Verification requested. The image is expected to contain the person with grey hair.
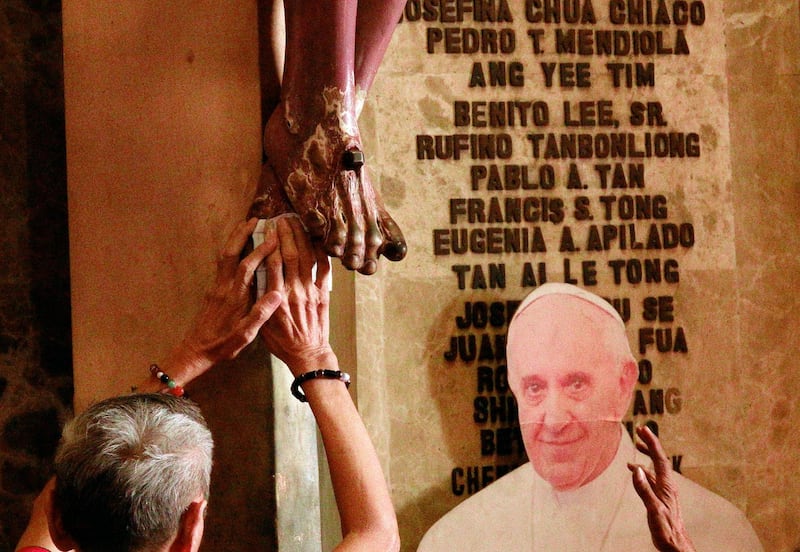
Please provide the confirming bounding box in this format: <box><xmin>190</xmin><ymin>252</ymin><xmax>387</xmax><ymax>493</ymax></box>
<box><xmin>16</xmin><ymin>216</ymin><xmax>399</xmax><ymax>552</ymax></box>
<box><xmin>49</xmin><ymin>394</ymin><xmax>213</xmax><ymax>552</ymax></box>
<box><xmin>419</xmin><ymin>283</ymin><xmax>762</xmax><ymax>552</ymax></box>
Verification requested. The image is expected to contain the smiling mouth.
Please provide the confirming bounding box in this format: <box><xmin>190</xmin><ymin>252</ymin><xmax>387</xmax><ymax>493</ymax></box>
<box><xmin>538</xmin><ymin>436</ymin><xmax>582</xmax><ymax>446</ymax></box>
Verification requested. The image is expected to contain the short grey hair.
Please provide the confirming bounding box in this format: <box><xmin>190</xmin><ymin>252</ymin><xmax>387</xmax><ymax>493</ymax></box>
<box><xmin>53</xmin><ymin>393</ymin><xmax>214</xmax><ymax>552</ymax></box>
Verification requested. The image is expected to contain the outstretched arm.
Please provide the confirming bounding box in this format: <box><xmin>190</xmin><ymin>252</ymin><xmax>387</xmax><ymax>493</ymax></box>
<box><xmin>628</xmin><ymin>426</ymin><xmax>697</xmax><ymax>552</ymax></box>
<box><xmin>17</xmin><ymin>219</ymin><xmax>283</xmax><ymax>551</ymax></box>
<box><xmin>260</xmin><ymin>216</ymin><xmax>399</xmax><ymax>551</ymax></box>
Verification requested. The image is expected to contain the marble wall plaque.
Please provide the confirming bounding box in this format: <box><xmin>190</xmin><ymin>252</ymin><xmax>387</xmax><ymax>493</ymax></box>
<box><xmin>357</xmin><ymin>1</ymin><xmax>796</xmax><ymax>549</ymax></box>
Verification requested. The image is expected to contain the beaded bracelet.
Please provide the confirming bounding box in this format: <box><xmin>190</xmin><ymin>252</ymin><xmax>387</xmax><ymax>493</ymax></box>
<box><xmin>291</xmin><ymin>369</ymin><xmax>351</xmax><ymax>403</ymax></box>
<box><xmin>149</xmin><ymin>364</ymin><xmax>186</xmax><ymax>397</ymax></box>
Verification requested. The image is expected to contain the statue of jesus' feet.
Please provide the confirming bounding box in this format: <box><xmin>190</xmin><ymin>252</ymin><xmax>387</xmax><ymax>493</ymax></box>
<box><xmin>258</xmin><ymin>89</ymin><xmax>406</xmax><ymax>275</ymax></box>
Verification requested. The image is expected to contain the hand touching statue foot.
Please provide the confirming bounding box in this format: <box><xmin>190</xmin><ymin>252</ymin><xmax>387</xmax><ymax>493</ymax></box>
<box><xmin>257</xmin><ymin>92</ymin><xmax>406</xmax><ymax>275</ymax></box>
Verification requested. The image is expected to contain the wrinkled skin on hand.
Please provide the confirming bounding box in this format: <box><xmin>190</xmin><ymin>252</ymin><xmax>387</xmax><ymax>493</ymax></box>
<box><xmin>251</xmin><ymin>89</ymin><xmax>406</xmax><ymax>276</ymax></box>
<box><xmin>257</xmin><ymin>215</ymin><xmax>337</xmax><ymax>375</ymax></box>
<box><xmin>137</xmin><ymin>218</ymin><xmax>283</xmax><ymax>394</ymax></box>
<box><xmin>628</xmin><ymin>426</ymin><xmax>698</xmax><ymax>552</ymax></box>
<box><xmin>182</xmin><ymin>218</ymin><xmax>283</xmax><ymax>364</ymax></box>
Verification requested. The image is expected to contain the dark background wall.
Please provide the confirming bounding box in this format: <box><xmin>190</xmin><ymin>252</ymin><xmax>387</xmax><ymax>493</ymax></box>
<box><xmin>0</xmin><ymin>1</ymin><xmax>72</xmax><ymax>549</ymax></box>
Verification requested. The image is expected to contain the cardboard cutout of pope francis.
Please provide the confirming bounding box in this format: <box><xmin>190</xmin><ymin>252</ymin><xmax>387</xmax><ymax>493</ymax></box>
<box><xmin>419</xmin><ymin>284</ymin><xmax>762</xmax><ymax>552</ymax></box>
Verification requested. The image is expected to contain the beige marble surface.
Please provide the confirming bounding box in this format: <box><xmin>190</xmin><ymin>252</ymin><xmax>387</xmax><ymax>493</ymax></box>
<box><xmin>724</xmin><ymin>1</ymin><xmax>800</xmax><ymax>548</ymax></box>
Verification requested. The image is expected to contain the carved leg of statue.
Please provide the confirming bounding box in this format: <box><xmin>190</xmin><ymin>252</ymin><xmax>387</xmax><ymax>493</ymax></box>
<box><xmin>354</xmin><ymin>0</ymin><xmax>408</xmax><ymax>105</ymax></box>
<box><xmin>351</xmin><ymin>0</ymin><xmax>410</xmax><ymax>270</ymax></box>
<box><xmin>252</xmin><ymin>0</ymin><xmax>407</xmax><ymax>275</ymax></box>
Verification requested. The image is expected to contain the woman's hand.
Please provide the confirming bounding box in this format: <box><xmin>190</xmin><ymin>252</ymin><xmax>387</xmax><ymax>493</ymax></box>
<box><xmin>153</xmin><ymin>218</ymin><xmax>283</xmax><ymax>388</ymax></box>
<box><xmin>258</xmin><ymin>215</ymin><xmax>336</xmax><ymax>376</ymax></box>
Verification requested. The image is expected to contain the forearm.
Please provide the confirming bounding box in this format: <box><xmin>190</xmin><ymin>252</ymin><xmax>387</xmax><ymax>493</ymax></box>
<box><xmin>299</xmin><ymin>358</ymin><xmax>398</xmax><ymax>551</ymax></box>
<box><xmin>130</xmin><ymin>338</ymin><xmax>212</xmax><ymax>395</ymax></box>
<box><xmin>259</xmin><ymin>216</ymin><xmax>396</xmax><ymax>548</ymax></box>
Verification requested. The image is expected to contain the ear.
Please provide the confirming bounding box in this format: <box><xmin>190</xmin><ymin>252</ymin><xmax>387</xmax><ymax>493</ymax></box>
<box><xmin>45</xmin><ymin>486</ymin><xmax>80</xmax><ymax>552</ymax></box>
<box><xmin>616</xmin><ymin>359</ymin><xmax>639</xmax><ymax>417</ymax></box>
<box><xmin>169</xmin><ymin>499</ymin><xmax>206</xmax><ymax>552</ymax></box>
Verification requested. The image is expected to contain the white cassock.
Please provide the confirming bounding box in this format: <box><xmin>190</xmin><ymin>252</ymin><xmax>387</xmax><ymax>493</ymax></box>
<box><xmin>418</xmin><ymin>433</ymin><xmax>763</xmax><ymax>552</ymax></box>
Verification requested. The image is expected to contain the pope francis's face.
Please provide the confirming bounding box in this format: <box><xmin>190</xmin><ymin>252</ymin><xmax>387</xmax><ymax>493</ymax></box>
<box><xmin>508</xmin><ymin>295</ymin><xmax>636</xmax><ymax>491</ymax></box>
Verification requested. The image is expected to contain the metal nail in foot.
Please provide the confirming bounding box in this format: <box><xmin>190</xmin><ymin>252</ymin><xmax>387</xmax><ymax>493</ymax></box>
<box><xmin>342</xmin><ymin>149</ymin><xmax>365</xmax><ymax>171</ymax></box>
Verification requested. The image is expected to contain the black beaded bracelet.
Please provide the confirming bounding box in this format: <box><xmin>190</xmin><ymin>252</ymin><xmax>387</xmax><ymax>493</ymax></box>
<box><xmin>291</xmin><ymin>369</ymin><xmax>351</xmax><ymax>402</ymax></box>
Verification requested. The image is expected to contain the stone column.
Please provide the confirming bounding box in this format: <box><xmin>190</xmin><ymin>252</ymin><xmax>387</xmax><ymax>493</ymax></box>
<box><xmin>62</xmin><ymin>2</ymin><xmax>278</xmax><ymax>549</ymax></box>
